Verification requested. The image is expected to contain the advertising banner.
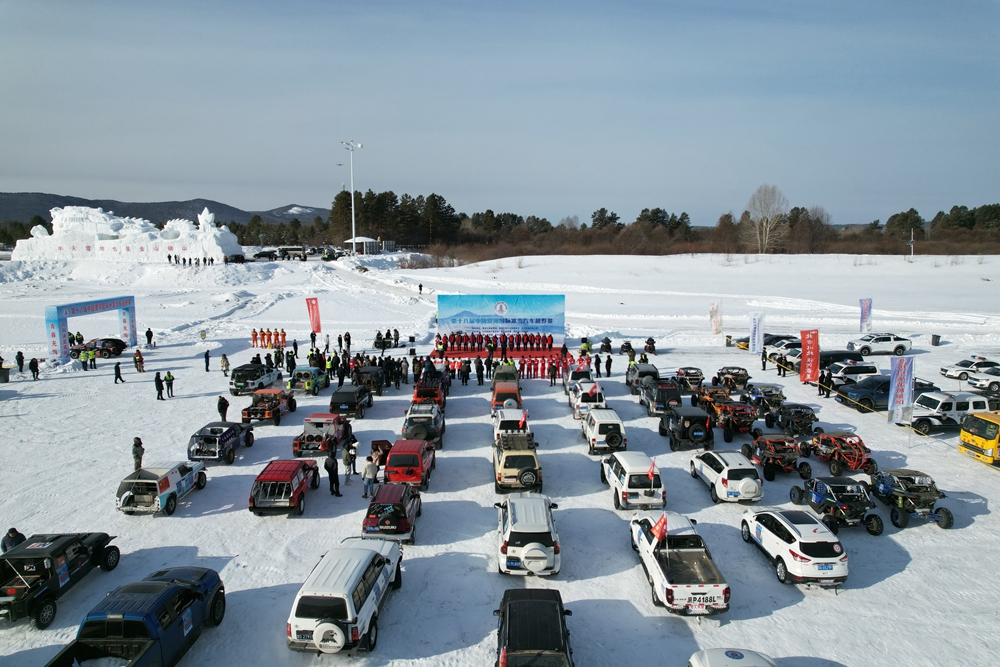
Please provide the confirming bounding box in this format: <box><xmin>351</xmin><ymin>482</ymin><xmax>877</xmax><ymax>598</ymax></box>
<box><xmin>305</xmin><ymin>298</ymin><xmax>321</xmax><ymax>333</ymax></box>
<box><xmin>437</xmin><ymin>295</ymin><xmax>565</xmax><ymax>345</ymax></box>
<box><xmin>889</xmin><ymin>356</ymin><xmax>915</xmax><ymax>423</ymax></box>
<box><xmin>799</xmin><ymin>329</ymin><xmax>820</xmax><ymax>383</ymax></box>
<box><xmin>710</xmin><ymin>302</ymin><xmax>723</xmax><ymax>335</ymax></box>
<box><xmin>860</xmin><ymin>298</ymin><xmax>873</xmax><ymax>333</ymax></box>
<box><xmin>749</xmin><ymin>312</ymin><xmax>765</xmax><ymax>354</ymax></box>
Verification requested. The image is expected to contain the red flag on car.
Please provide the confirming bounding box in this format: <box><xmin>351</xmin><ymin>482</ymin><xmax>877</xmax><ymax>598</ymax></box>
<box><xmin>588</xmin><ymin>383</ymin><xmax>599</xmax><ymax>396</ymax></box>
<box><xmin>651</xmin><ymin>511</ymin><xmax>668</xmax><ymax>542</ymax></box>
<box><xmin>518</xmin><ymin>410</ymin><xmax>528</xmax><ymax>429</ymax></box>
<box><xmin>647</xmin><ymin>460</ymin><xmax>656</xmax><ymax>480</ymax></box>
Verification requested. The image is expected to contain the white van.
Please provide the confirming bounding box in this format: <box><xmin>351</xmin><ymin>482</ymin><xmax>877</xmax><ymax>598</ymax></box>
<box><xmin>286</xmin><ymin>538</ymin><xmax>402</xmax><ymax>654</ymax></box>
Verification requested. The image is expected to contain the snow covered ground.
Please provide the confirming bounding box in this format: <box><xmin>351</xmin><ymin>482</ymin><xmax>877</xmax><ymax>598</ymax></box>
<box><xmin>1</xmin><ymin>253</ymin><xmax>999</xmax><ymax>667</ymax></box>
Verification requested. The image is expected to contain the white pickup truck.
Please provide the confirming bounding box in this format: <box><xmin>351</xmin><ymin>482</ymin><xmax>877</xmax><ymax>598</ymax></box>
<box><xmin>629</xmin><ymin>511</ymin><xmax>730</xmax><ymax>616</ymax></box>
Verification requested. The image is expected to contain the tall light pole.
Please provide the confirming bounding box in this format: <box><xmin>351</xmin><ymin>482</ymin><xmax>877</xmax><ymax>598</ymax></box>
<box><xmin>341</xmin><ymin>140</ymin><xmax>362</xmax><ymax>254</ymax></box>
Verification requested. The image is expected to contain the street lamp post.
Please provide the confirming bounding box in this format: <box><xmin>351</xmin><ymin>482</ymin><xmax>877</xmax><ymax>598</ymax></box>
<box><xmin>341</xmin><ymin>140</ymin><xmax>362</xmax><ymax>255</ymax></box>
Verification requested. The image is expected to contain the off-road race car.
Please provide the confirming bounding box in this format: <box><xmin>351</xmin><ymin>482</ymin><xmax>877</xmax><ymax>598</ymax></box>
<box><xmin>809</xmin><ymin>432</ymin><xmax>878</xmax><ymax>476</ymax></box>
<box><xmin>286</xmin><ymin>367</ymin><xmax>330</xmax><ymax>396</ymax></box>
<box><xmin>69</xmin><ymin>338</ymin><xmax>127</xmax><ymax>359</ymax></box>
<box><xmin>413</xmin><ymin>376</ymin><xmax>447</xmax><ymax>410</ymax></box>
<box><xmin>188</xmin><ymin>421</ymin><xmax>255</xmax><ymax>464</ymax></box>
<box><xmin>671</xmin><ymin>366</ymin><xmax>705</xmax><ymax>392</ymax></box>
<box><xmin>714</xmin><ymin>402</ymin><xmax>757</xmax><ymax>442</ymax></box>
<box><xmin>0</xmin><ymin>533</ymin><xmax>120</xmax><ymax>629</ymax></box>
<box><xmin>116</xmin><ymin>462</ymin><xmax>207</xmax><ymax>516</ymax></box>
<box><xmin>790</xmin><ymin>477</ymin><xmax>884</xmax><ymax>536</ymax></box>
<box><xmin>741</xmin><ymin>383</ymin><xmax>786</xmax><ymax>417</ymax></box>
<box><xmin>690</xmin><ymin>385</ymin><xmax>731</xmax><ymax>413</ymax></box>
<box><xmin>242</xmin><ymin>388</ymin><xmax>297</xmax><ymax>426</ymax></box>
<box><xmin>741</xmin><ymin>435</ymin><xmax>812</xmax><ymax>481</ymax></box>
<box><xmin>768</xmin><ymin>403</ymin><xmax>820</xmax><ymax>437</ymax></box>
<box><xmin>293</xmin><ymin>413</ymin><xmax>353</xmax><ymax>457</ymax></box>
<box><xmin>713</xmin><ymin>366</ymin><xmax>751</xmax><ymax>389</ymax></box>
<box><xmin>869</xmin><ymin>469</ymin><xmax>953</xmax><ymax>529</ymax></box>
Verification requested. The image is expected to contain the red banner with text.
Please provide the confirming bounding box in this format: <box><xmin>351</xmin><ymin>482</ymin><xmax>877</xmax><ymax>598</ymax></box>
<box><xmin>799</xmin><ymin>329</ymin><xmax>820</xmax><ymax>383</ymax></box>
<box><xmin>306</xmin><ymin>298</ymin><xmax>322</xmax><ymax>333</ymax></box>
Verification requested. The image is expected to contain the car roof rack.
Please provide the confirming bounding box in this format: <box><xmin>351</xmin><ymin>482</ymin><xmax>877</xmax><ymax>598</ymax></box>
<box><xmin>497</xmin><ymin>433</ymin><xmax>536</xmax><ymax>450</ymax></box>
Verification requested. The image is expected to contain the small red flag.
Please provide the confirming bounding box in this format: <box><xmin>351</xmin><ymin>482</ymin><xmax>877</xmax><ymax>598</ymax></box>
<box><xmin>647</xmin><ymin>460</ymin><xmax>656</xmax><ymax>480</ymax></box>
<box><xmin>651</xmin><ymin>511</ymin><xmax>668</xmax><ymax>542</ymax></box>
<box><xmin>518</xmin><ymin>410</ymin><xmax>528</xmax><ymax>429</ymax></box>
<box><xmin>588</xmin><ymin>383</ymin><xmax>598</xmax><ymax>396</ymax></box>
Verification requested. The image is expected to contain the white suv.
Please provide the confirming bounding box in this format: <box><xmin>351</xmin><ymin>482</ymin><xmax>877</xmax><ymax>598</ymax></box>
<box><xmin>286</xmin><ymin>538</ymin><xmax>402</xmax><ymax>654</ymax></box>
<box><xmin>492</xmin><ymin>409</ymin><xmax>530</xmax><ymax>443</ymax></box>
<box><xmin>568</xmin><ymin>380</ymin><xmax>607</xmax><ymax>419</ymax></box>
<box><xmin>740</xmin><ymin>508</ymin><xmax>848</xmax><ymax>587</ymax></box>
<box><xmin>600</xmin><ymin>451</ymin><xmax>665</xmax><ymax>511</ymax></box>
<box><xmin>967</xmin><ymin>366</ymin><xmax>1000</xmax><ymax>393</ymax></box>
<box><xmin>827</xmin><ymin>361</ymin><xmax>881</xmax><ymax>389</ymax></box>
<box><xmin>495</xmin><ymin>493</ymin><xmax>561</xmax><ymax>577</ymax></box>
<box><xmin>581</xmin><ymin>408</ymin><xmax>627</xmax><ymax>455</ymax></box>
<box><xmin>690</xmin><ymin>450</ymin><xmax>763</xmax><ymax>504</ymax></box>
<box><xmin>846</xmin><ymin>333</ymin><xmax>912</xmax><ymax>356</ymax></box>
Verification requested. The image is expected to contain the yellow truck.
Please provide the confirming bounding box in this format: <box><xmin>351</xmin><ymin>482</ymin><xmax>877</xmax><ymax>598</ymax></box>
<box><xmin>959</xmin><ymin>411</ymin><xmax>1000</xmax><ymax>467</ymax></box>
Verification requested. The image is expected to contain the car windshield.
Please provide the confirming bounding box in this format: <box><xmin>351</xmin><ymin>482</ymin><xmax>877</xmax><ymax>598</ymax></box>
<box><xmin>666</xmin><ymin>535</ymin><xmax>704</xmax><ymax>549</ymax></box>
<box><xmin>854</xmin><ymin>377</ymin><xmax>885</xmax><ymax>390</ymax></box>
<box><xmin>980</xmin><ymin>368</ymin><xmax>1000</xmax><ymax>377</ymax></box>
<box><xmin>727</xmin><ymin>468</ymin><xmax>760</xmax><ymax>481</ymax></box>
<box><xmin>497</xmin><ymin>420</ymin><xmax>522</xmax><ymax>431</ymax></box>
<box><xmin>963</xmin><ymin>415</ymin><xmax>1000</xmax><ymax>440</ymax></box>
<box><xmin>415</xmin><ymin>389</ymin><xmax>439</xmax><ymax>399</ymax></box>
<box><xmin>232</xmin><ymin>369</ymin><xmax>259</xmax><ymax>381</ymax></box>
<box><xmin>331</xmin><ymin>392</ymin><xmax>357</xmax><ymax>404</ymax></box>
<box><xmin>388</xmin><ymin>454</ymin><xmax>420</xmax><ymax>467</ymax></box>
<box><xmin>508</xmin><ymin>532</ymin><xmax>554</xmax><ymax>548</ymax></box>
<box><xmin>799</xmin><ymin>541</ymin><xmax>843</xmax><ymax>559</ymax></box>
<box><xmin>628</xmin><ymin>473</ymin><xmax>661</xmax><ymax>489</ymax></box>
<box><xmin>580</xmin><ymin>393</ymin><xmax>604</xmax><ymax>404</ymax></box>
<box><xmin>915</xmin><ymin>395</ymin><xmax>942</xmax><ymax>410</ymax></box>
<box><xmin>79</xmin><ymin>619</ymin><xmax>151</xmax><ymax>640</ymax></box>
<box><xmin>295</xmin><ymin>596</ymin><xmax>349</xmax><ymax>620</ymax></box>
<box><xmin>955</xmin><ymin>360</ymin><xmax>974</xmax><ymax>368</ymax></box>
<box><xmin>495</xmin><ymin>392</ymin><xmax>518</xmax><ymax>404</ymax></box>
<box><xmin>503</xmin><ymin>455</ymin><xmax>537</xmax><ymax>469</ymax></box>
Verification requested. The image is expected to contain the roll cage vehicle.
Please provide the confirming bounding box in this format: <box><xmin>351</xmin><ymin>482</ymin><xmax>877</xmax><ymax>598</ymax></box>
<box><xmin>768</xmin><ymin>403</ymin><xmax>820</xmax><ymax>437</ymax></box>
<box><xmin>293</xmin><ymin>413</ymin><xmax>352</xmax><ymax>457</ymax></box>
<box><xmin>187</xmin><ymin>421</ymin><xmax>254</xmax><ymax>465</ymax></box>
<box><xmin>714</xmin><ymin>402</ymin><xmax>757</xmax><ymax>442</ymax></box>
<box><xmin>690</xmin><ymin>385</ymin><xmax>731</xmax><ymax>416</ymax></box>
<box><xmin>741</xmin><ymin>383</ymin><xmax>786</xmax><ymax>417</ymax></box>
<box><xmin>869</xmin><ymin>469</ymin><xmax>953</xmax><ymax>529</ymax></box>
<box><xmin>671</xmin><ymin>366</ymin><xmax>705</xmax><ymax>392</ymax></box>
<box><xmin>0</xmin><ymin>533</ymin><xmax>120</xmax><ymax>630</ymax></box>
<box><xmin>242</xmin><ymin>388</ymin><xmax>296</xmax><ymax>426</ymax></box>
<box><xmin>713</xmin><ymin>366</ymin><xmax>751</xmax><ymax>389</ymax></box>
<box><xmin>741</xmin><ymin>436</ymin><xmax>811</xmax><ymax>481</ymax></box>
<box><xmin>116</xmin><ymin>462</ymin><xmax>207</xmax><ymax>516</ymax></box>
<box><xmin>809</xmin><ymin>432</ymin><xmax>878</xmax><ymax>476</ymax></box>
<box><xmin>789</xmin><ymin>477</ymin><xmax>884</xmax><ymax>536</ymax></box>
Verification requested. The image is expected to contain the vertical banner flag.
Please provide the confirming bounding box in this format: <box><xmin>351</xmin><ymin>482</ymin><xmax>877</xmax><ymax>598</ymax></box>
<box><xmin>749</xmin><ymin>312</ymin><xmax>765</xmax><ymax>354</ymax></box>
<box><xmin>860</xmin><ymin>298</ymin><xmax>873</xmax><ymax>333</ymax></box>
<box><xmin>889</xmin><ymin>356</ymin><xmax>915</xmax><ymax>423</ymax></box>
<box><xmin>305</xmin><ymin>297</ymin><xmax>322</xmax><ymax>333</ymax></box>
<box><xmin>799</xmin><ymin>329</ymin><xmax>820</xmax><ymax>383</ymax></box>
<box><xmin>709</xmin><ymin>302</ymin><xmax>723</xmax><ymax>334</ymax></box>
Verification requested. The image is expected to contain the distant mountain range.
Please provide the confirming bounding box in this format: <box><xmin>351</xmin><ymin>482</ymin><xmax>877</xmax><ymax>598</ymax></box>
<box><xmin>0</xmin><ymin>192</ymin><xmax>328</xmax><ymax>225</ymax></box>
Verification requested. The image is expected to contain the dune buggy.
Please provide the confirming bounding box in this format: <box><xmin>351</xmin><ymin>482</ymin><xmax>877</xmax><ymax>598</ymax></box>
<box><xmin>790</xmin><ymin>477</ymin><xmax>884</xmax><ymax>536</ymax></box>
<box><xmin>809</xmin><ymin>432</ymin><xmax>877</xmax><ymax>476</ymax></box>
<box><xmin>869</xmin><ymin>469</ymin><xmax>953</xmax><ymax>529</ymax></box>
<box><xmin>741</xmin><ymin>435</ymin><xmax>811</xmax><ymax>481</ymax></box>
<box><xmin>672</xmin><ymin>366</ymin><xmax>704</xmax><ymax>392</ymax></box>
<box><xmin>690</xmin><ymin>384</ymin><xmax>731</xmax><ymax>412</ymax></box>
<box><xmin>713</xmin><ymin>366</ymin><xmax>751</xmax><ymax>390</ymax></box>
<box><xmin>714</xmin><ymin>402</ymin><xmax>757</xmax><ymax>442</ymax></box>
<box><xmin>741</xmin><ymin>383</ymin><xmax>786</xmax><ymax>417</ymax></box>
<box><xmin>770</xmin><ymin>403</ymin><xmax>820</xmax><ymax>437</ymax></box>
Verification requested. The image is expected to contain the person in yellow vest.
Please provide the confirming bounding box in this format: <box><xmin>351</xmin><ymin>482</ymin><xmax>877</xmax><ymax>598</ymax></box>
<box><xmin>88</xmin><ymin>348</ymin><xmax>97</xmax><ymax>369</ymax></box>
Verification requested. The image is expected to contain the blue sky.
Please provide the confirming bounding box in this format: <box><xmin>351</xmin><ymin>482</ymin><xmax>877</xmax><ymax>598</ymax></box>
<box><xmin>1</xmin><ymin>1</ymin><xmax>997</xmax><ymax>226</ymax></box>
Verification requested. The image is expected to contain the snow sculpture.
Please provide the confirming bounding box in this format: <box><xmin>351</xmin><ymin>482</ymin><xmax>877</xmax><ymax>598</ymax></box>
<box><xmin>11</xmin><ymin>206</ymin><xmax>243</xmax><ymax>262</ymax></box>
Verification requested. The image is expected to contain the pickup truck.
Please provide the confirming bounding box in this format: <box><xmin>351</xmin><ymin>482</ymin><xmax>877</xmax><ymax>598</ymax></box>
<box><xmin>42</xmin><ymin>566</ymin><xmax>225</xmax><ymax>667</ymax></box>
<box><xmin>629</xmin><ymin>511</ymin><xmax>730</xmax><ymax>616</ymax></box>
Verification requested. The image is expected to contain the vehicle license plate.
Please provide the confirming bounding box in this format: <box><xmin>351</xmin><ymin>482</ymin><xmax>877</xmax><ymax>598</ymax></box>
<box><xmin>506</xmin><ymin>559</ymin><xmax>521</xmax><ymax>568</ymax></box>
<box><xmin>296</xmin><ymin>631</ymin><xmax>313</xmax><ymax>640</ymax></box>
<box><xmin>365</xmin><ymin>526</ymin><xmax>379</xmax><ymax>532</ymax></box>
<box><xmin>340</xmin><ymin>404</ymin><xmax>349</xmax><ymax>409</ymax></box>
<box><xmin>817</xmin><ymin>563</ymin><xmax>834</xmax><ymax>571</ymax></box>
<box><xmin>727</xmin><ymin>491</ymin><xmax>740</xmax><ymax>497</ymax></box>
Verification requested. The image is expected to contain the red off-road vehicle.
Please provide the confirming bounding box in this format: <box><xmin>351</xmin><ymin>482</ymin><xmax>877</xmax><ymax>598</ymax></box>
<box><xmin>807</xmin><ymin>432</ymin><xmax>878</xmax><ymax>477</ymax></box>
<box><xmin>714</xmin><ymin>402</ymin><xmax>757</xmax><ymax>442</ymax></box>
<box><xmin>242</xmin><ymin>388</ymin><xmax>296</xmax><ymax>426</ymax></box>
<box><xmin>292</xmin><ymin>413</ymin><xmax>353</xmax><ymax>457</ymax></box>
<box><xmin>741</xmin><ymin>435</ymin><xmax>812</xmax><ymax>481</ymax></box>
<box><xmin>384</xmin><ymin>439</ymin><xmax>436</xmax><ymax>490</ymax></box>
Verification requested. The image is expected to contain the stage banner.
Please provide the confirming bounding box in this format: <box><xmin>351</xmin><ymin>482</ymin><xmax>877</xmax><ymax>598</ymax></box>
<box><xmin>437</xmin><ymin>295</ymin><xmax>565</xmax><ymax>345</ymax></box>
<box><xmin>799</xmin><ymin>329</ymin><xmax>820</xmax><ymax>383</ymax></box>
<box><xmin>889</xmin><ymin>356</ymin><xmax>915</xmax><ymax>423</ymax></box>
<box><xmin>710</xmin><ymin>302</ymin><xmax>723</xmax><ymax>335</ymax></box>
<box><xmin>749</xmin><ymin>312</ymin><xmax>765</xmax><ymax>354</ymax></box>
<box><xmin>305</xmin><ymin>298</ymin><xmax>322</xmax><ymax>333</ymax></box>
<box><xmin>860</xmin><ymin>298</ymin><xmax>873</xmax><ymax>333</ymax></box>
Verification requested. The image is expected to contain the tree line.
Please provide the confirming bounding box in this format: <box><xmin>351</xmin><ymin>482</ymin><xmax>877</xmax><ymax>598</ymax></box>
<box><xmin>3</xmin><ymin>187</ymin><xmax>998</xmax><ymax>257</ymax></box>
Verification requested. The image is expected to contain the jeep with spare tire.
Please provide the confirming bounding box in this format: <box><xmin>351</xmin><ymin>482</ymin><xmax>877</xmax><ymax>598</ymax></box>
<box><xmin>0</xmin><ymin>533</ymin><xmax>120</xmax><ymax>630</ymax></box>
<box><xmin>493</xmin><ymin>434</ymin><xmax>543</xmax><ymax>493</ymax></box>
<box><xmin>659</xmin><ymin>406</ymin><xmax>715</xmax><ymax>451</ymax></box>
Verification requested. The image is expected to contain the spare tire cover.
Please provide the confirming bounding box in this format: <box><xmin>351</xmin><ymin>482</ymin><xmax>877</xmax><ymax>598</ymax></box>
<box><xmin>406</xmin><ymin>425</ymin><xmax>428</xmax><ymax>441</ymax></box>
<box><xmin>739</xmin><ymin>478</ymin><xmax>759</xmax><ymax>497</ymax></box>
<box><xmin>503</xmin><ymin>399</ymin><xmax>518</xmax><ymax>409</ymax></box>
<box><xmin>687</xmin><ymin>423</ymin><xmax>708</xmax><ymax>442</ymax></box>
<box><xmin>521</xmin><ymin>543</ymin><xmax>549</xmax><ymax>573</ymax></box>
<box><xmin>606</xmin><ymin>433</ymin><xmax>623</xmax><ymax>448</ymax></box>
<box><xmin>313</xmin><ymin>622</ymin><xmax>346</xmax><ymax>654</ymax></box>
<box><xmin>518</xmin><ymin>469</ymin><xmax>538</xmax><ymax>486</ymax></box>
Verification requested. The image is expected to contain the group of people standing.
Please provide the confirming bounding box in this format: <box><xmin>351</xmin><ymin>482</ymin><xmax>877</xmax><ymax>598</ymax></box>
<box><xmin>0</xmin><ymin>350</ymin><xmax>42</xmax><ymax>380</ymax></box>
<box><xmin>251</xmin><ymin>328</ymin><xmax>288</xmax><ymax>349</ymax></box>
<box><xmin>433</xmin><ymin>331</ymin><xmax>555</xmax><ymax>360</ymax></box>
<box><xmin>166</xmin><ymin>254</ymin><xmax>215</xmax><ymax>266</ymax></box>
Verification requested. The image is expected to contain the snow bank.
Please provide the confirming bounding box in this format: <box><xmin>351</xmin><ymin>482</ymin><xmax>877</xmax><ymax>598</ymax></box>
<box><xmin>11</xmin><ymin>206</ymin><xmax>242</xmax><ymax>263</ymax></box>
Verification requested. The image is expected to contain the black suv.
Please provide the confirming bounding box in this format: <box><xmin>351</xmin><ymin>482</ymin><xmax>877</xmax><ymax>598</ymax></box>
<box><xmin>626</xmin><ymin>363</ymin><xmax>660</xmax><ymax>395</ymax></box>
<box><xmin>0</xmin><ymin>533</ymin><xmax>120</xmax><ymax>629</ymax></box>
<box><xmin>357</xmin><ymin>366</ymin><xmax>385</xmax><ymax>396</ymax></box>
<box><xmin>493</xmin><ymin>589</ymin><xmax>574</xmax><ymax>667</ymax></box>
<box><xmin>659</xmin><ymin>406</ymin><xmax>715</xmax><ymax>451</ymax></box>
<box><xmin>329</xmin><ymin>385</ymin><xmax>374</xmax><ymax>419</ymax></box>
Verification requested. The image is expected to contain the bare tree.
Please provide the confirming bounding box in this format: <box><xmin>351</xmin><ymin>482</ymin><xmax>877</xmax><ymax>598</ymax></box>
<box><xmin>741</xmin><ymin>184</ymin><xmax>789</xmax><ymax>253</ymax></box>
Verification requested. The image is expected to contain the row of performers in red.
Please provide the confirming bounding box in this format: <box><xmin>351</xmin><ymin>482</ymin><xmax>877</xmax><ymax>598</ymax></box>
<box><xmin>434</xmin><ymin>331</ymin><xmax>555</xmax><ymax>353</ymax></box>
